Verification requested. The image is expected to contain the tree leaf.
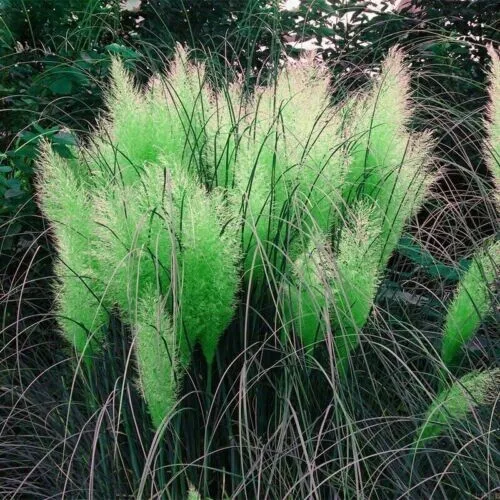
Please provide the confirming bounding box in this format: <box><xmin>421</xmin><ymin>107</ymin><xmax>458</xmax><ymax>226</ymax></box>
<box><xmin>48</xmin><ymin>78</ymin><xmax>73</xmax><ymax>95</ymax></box>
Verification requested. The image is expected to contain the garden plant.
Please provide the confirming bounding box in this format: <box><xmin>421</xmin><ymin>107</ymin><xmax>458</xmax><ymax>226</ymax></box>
<box><xmin>1</xmin><ymin>2</ymin><xmax>499</xmax><ymax>499</ymax></box>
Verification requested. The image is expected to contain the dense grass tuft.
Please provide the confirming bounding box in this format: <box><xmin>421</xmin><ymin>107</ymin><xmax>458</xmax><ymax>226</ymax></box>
<box><xmin>2</xmin><ymin>40</ymin><xmax>498</xmax><ymax>498</ymax></box>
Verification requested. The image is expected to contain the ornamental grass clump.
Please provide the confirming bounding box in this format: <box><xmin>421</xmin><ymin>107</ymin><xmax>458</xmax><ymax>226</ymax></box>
<box><xmin>211</xmin><ymin>56</ymin><xmax>346</xmax><ymax>282</ymax></box>
<box><xmin>26</xmin><ymin>41</ymin><xmax>500</xmax><ymax>498</ymax></box>
<box><xmin>283</xmin><ymin>49</ymin><xmax>436</xmax><ymax>375</ymax></box>
<box><xmin>39</xmin><ymin>46</ymin><xmax>439</xmax><ymax>413</ymax></box>
<box><xmin>37</xmin><ymin>47</ymin><xmax>240</xmax><ymax>428</ymax></box>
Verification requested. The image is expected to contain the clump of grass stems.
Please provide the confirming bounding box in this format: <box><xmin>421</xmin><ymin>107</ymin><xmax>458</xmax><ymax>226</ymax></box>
<box><xmin>37</xmin><ymin>48</ymin><xmax>241</xmax><ymax>428</ymax></box>
<box><xmin>5</xmin><ymin>42</ymin><xmax>497</xmax><ymax>498</ymax></box>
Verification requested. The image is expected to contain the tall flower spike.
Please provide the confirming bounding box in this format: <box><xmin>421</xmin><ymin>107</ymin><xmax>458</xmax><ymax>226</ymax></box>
<box><xmin>332</xmin><ymin>204</ymin><xmax>382</xmax><ymax>378</ymax></box>
<box><xmin>343</xmin><ymin>48</ymin><xmax>436</xmax><ymax>269</ymax></box>
<box><xmin>441</xmin><ymin>240</ymin><xmax>499</xmax><ymax>368</ymax></box>
<box><xmin>285</xmin><ymin>234</ymin><xmax>334</xmax><ymax>350</ymax></box>
<box><xmin>276</xmin><ymin>55</ymin><xmax>346</xmax><ymax>237</ymax></box>
<box><xmin>485</xmin><ymin>46</ymin><xmax>500</xmax><ymax>209</ymax></box>
<box><xmin>285</xmin><ymin>204</ymin><xmax>382</xmax><ymax>373</ymax></box>
<box><xmin>342</xmin><ymin>48</ymin><xmax>411</xmax><ymax>205</ymax></box>
<box><xmin>103</xmin><ymin>57</ymin><xmax>153</xmax><ymax>183</ymax></box>
<box><xmin>229</xmin><ymin>54</ymin><xmax>345</xmax><ymax>282</ymax></box>
<box><xmin>413</xmin><ymin>369</ymin><xmax>500</xmax><ymax>453</ymax></box>
<box><xmin>175</xmin><ymin>173</ymin><xmax>240</xmax><ymax>366</ymax></box>
<box><xmin>134</xmin><ymin>292</ymin><xmax>177</xmax><ymax>430</ymax></box>
<box><xmin>37</xmin><ymin>144</ymin><xmax>107</xmax><ymax>360</ymax></box>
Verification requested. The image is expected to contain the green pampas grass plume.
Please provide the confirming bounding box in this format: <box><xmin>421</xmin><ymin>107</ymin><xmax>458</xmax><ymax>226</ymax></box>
<box><xmin>222</xmin><ymin>54</ymin><xmax>345</xmax><ymax>282</ymax></box>
<box><xmin>187</xmin><ymin>486</ymin><xmax>202</xmax><ymax>500</ymax></box>
<box><xmin>279</xmin><ymin>56</ymin><xmax>346</xmax><ymax>236</ymax></box>
<box><xmin>37</xmin><ymin>144</ymin><xmax>107</xmax><ymax>359</ymax></box>
<box><xmin>441</xmin><ymin>240</ymin><xmax>499</xmax><ymax>368</ymax></box>
<box><xmin>37</xmin><ymin>47</ymin><xmax>240</xmax><ymax>427</ymax></box>
<box><xmin>93</xmin><ymin>163</ymin><xmax>174</xmax><ymax>314</ymax></box>
<box><xmin>485</xmin><ymin>46</ymin><xmax>500</xmax><ymax>208</ymax></box>
<box><xmin>332</xmin><ymin>204</ymin><xmax>382</xmax><ymax>377</ymax></box>
<box><xmin>284</xmin><ymin>49</ymin><xmax>434</xmax><ymax>376</ymax></box>
<box><xmin>413</xmin><ymin>369</ymin><xmax>500</xmax><ymax>452</ymax></box>
<box><xmin>343</xmin><ymin>47</ymin><xmax>411</xmax><ymax>204</ymax></box>
<box><xmin>286</xmin><ymin>234</ymin><xmax>334</xmax><ymax>350</ymax></box>
<box><xmin>134</xmin><ymin>292</ymin><xmax>177</xmax><ymax>429</ymax></box>
<box><xmin>174</xmin><ymin>175</ymin><xmax>240</xmax><ymax>366</ymax></box>
<box><xmin>285</xmin><ymin>204</ymin><xmax>381</xmax><ymax>372</ymax></box>
<box><xmin>87</xmin><ymin>45</ymin><xmax>208</xmax><ymax>189</ymax></box>
<box><xmin>343</xmin><ymin>48</ymin><xmax>436</xmax><ymax>268</ymax></box>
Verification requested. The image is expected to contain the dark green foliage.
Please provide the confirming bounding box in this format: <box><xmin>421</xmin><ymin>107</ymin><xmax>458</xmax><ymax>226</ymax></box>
<box><xmin>0</xmin><ymin>0</ymin><xmax>139</xmax><ymax>262</ymax></box>
<box><xmin>139</xmin><ymin>0</ymin><xmax>251</xmax><ymax>47</ymax></box>
<box><xmin>0</xmin><ymin>0</ymin><xmax>118</xmax><ymax>46</ymax></box>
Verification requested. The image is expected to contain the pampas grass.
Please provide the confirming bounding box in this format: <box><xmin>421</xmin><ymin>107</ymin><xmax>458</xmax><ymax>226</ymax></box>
<box><xmin>25</xmin><ymin>43</ymin><xmax>499</xmax><ymax>498</ymax></box>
